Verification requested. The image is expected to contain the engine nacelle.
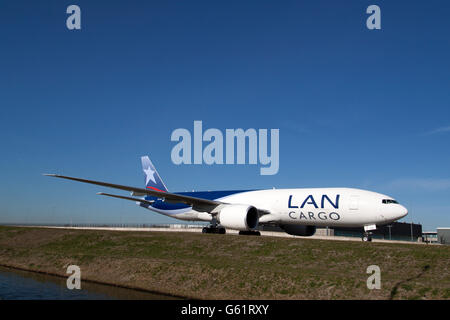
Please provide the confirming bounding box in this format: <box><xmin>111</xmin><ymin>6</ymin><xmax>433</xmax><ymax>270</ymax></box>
<box><xmin>218</xmin><ymin>205</ymin><xmax>259</xmax><ymax>231</ymax></box>
<box><xmin>280</xmin><ymin>225</ymin><xmax>316</xmax><ymax>237</ymax></box>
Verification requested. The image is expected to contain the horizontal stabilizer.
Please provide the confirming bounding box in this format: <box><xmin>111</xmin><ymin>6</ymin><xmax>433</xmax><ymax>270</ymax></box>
<box><xmin>97</xmin><ymin>192</ymin><xmax>155</xmax><ymax>205</ymax></box>
<box><xmin>131</xmin><ymin>191</ymin><xmax>148</xmax><ymax>197</ymax></box>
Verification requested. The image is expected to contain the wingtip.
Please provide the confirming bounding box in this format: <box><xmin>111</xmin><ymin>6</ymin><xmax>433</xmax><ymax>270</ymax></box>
<box><xmin>43</xmin><ymin>173</ymin><xmax>57</xmax><ymax>177</ymax></box>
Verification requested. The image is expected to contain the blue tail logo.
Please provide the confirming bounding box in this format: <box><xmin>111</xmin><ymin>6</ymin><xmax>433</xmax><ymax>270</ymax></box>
<box><xmin>141</xmin><ymin>156</ymin><xmax>168</xmax><ymax>192</ymax></box>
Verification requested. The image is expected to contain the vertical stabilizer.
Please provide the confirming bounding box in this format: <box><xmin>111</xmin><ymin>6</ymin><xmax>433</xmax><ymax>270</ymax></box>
<box><xmin>141</xmin><ymin>156</ymin><xmax>168</xmax><ymax>192</ymax></box>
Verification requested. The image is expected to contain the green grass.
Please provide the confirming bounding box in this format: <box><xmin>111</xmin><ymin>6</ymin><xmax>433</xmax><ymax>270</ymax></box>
<box><xmin>0</xmin><ymin>226</ymin><xmax>449</xmax><ymax>299</ymax></box>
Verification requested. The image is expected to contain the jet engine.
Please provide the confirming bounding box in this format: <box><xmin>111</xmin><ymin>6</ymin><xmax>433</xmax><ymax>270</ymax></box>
<box><xmin>218</xmin><ymin>205</ymin><xmax>259</xmax><ymax>231</ymax></box>
<box><xmin>280</xmin><ymin>225</ymin><xmax>316</xmax><ymax>236</ymax></box>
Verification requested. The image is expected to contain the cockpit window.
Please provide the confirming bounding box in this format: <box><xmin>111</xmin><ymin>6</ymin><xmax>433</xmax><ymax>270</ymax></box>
<box><xmin>382</xmin><ymin>199</ymin><xmax>399</xmax><ymax>204</ymax></box>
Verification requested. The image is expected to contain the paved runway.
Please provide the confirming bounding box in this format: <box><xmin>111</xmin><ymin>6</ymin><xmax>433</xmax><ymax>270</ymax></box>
<box><xmin>26</xmin><ymin>225</ymin><xmax>430</xmax><ymax>245</ymax></box>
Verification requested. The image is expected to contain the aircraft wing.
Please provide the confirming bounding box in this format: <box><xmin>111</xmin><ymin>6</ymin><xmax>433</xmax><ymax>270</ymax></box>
<box><xmin>44</xmin><ymin>174</ymin><xmax>224</xmax><ymax>213</ymax></box>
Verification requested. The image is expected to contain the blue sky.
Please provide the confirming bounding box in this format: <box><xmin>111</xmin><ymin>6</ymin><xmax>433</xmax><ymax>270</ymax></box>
<box><xmin>0</xmin><ymin>0</ymin><xmax>449</xmax><ymax>230</ymax></box>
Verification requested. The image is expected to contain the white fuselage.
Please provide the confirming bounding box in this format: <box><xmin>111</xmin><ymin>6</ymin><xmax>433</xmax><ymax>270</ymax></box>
<box><xmin>146</xmin><ymin>187</ymin><xmax>408</xmax><ymax>228</ymax></box>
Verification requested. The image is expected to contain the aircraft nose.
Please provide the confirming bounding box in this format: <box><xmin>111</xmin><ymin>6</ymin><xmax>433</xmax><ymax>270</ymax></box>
<box><xmin>398</xmin><ymin>205</ymin><xmax>408</xmax><ymax>219</ymax></box>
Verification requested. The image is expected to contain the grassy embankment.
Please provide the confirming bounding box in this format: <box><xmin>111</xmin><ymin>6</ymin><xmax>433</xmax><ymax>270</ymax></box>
<box><xmin>0</xmin><ymin>226</ymin><xmax>448</xmax><ymax>299</ymax></box>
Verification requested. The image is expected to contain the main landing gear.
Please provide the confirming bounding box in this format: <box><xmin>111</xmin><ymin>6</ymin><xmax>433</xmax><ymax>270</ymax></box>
<box><xmin>202</xmin><ymin>218</ymin><xmax>226</xmax><ymax>234</ymax></box>
<box><xmin>239</xmin><ymin>230</ymin><xmax>261</xmax><ymax>236</ymax></box>
<box><xmin>202</xmin><ymin>226</ymin><xmax>226</xmax><ymax>234</ymax></box>
<box><xmin>362</xmin><ymin>232</ymin><xmax>373</xmax><ymax>242</ymax></box>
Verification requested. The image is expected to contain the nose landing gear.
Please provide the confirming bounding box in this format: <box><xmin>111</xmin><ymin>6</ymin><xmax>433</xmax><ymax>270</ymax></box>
<box><xmin>362</xmin><ymin>232</ymin><xmax>373</xmax><ymax>242</ymax></box>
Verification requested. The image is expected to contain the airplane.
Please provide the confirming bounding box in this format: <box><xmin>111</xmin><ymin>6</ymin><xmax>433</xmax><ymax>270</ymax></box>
<box><xmin>45</xmin><ymin>155</ymin><xmax>408</xmax><ymax>242</ymax></box>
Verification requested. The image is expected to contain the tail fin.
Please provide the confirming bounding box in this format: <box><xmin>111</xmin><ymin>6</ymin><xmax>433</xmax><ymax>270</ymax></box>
<box><xmin>141</xmin><ymin>156</ymin><xmax>168</xmax><ymax>192</ymax></box>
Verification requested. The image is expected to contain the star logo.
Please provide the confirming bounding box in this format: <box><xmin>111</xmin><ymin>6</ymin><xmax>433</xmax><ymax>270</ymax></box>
<box><xmin>143</xmin><ymin>167</ymin><xmax>157</xmax><ymax>185</ymax></box>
